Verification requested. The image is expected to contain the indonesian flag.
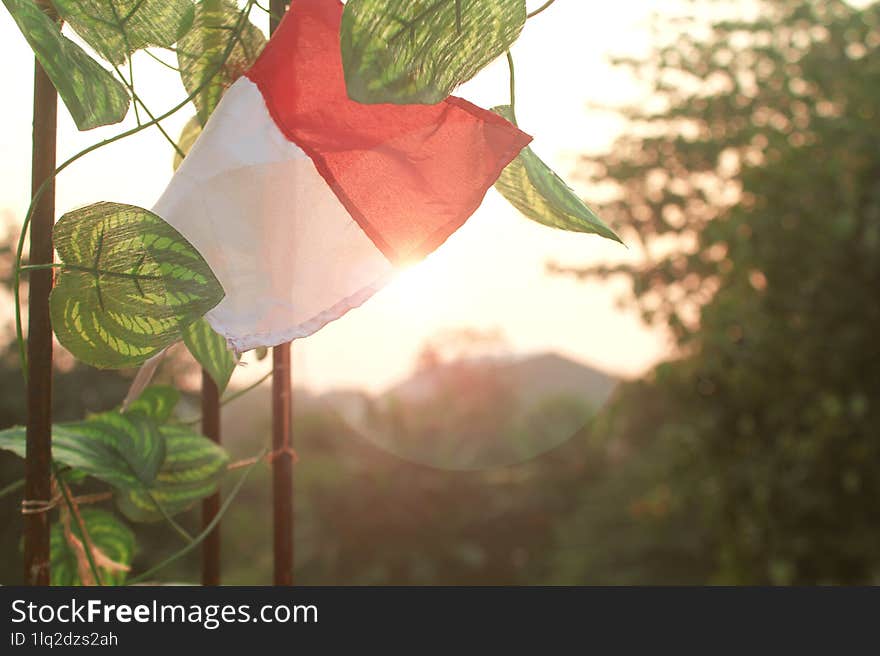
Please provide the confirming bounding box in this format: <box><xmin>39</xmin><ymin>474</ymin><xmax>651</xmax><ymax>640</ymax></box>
<box><xmin>154</xmin><ymin>0</ymin><xmax>531</xmax><ymax>352</ymax></box>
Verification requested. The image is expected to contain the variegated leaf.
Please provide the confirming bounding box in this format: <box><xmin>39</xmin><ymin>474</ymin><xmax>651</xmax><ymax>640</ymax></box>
<box><xmin>492</xmin><ymin>105</ymin><xmax>622</xmax><ymax>243</ymax></box>
<box><xmin>124</xmin><ymin>385</ymin><xmax>181</xmax><ymax>422</ymax></box>
<box><xmin>51</xmin><ymin>508</ymin><xmax>135</xmax><ymax>586</ymax></box>
<box><xmin>0</xmin><ymin>411</ymin><xmax>165</xmax><ymax>489</ymax></box>
<box><xmin>52</xmin><ymin>0</ymin><xmax>195</xmax><ymax>65</ymax></box>
<box><xmin>49</xmin><ymin>202</ymin><xmax>224</xmax><ymax>369</ymax></box>
<box><xmin>117</xmin><ymin>425</ymin><xmax>230</xmax><ymax>522</ymax></box>
<box><xmin>341</xmin><ymin>0</ymin><xmax>526</xmax><ymax>104</ymax></box>
<box><xmin>183</xmin><ymin>317</ymin><xmax>236</xmax><ymax>392</ymax></box>
<box><xmin>177</xmin><ymin>0</ymin><xmax>265</xmax><ymax>125</ymax></box>
<box><xmin>2</xmin><ymin>0</ymin><xmax>130</xmax><ymax>130</ymax></box>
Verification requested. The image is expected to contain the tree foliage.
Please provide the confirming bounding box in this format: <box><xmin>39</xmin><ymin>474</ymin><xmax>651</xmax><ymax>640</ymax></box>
<box><xmin>556</xmin><ymin>0</ymin><xmax>880</xmax><ymax>584</ymax></box>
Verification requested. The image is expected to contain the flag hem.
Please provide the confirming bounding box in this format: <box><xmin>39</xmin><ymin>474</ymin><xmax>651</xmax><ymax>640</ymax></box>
<box><xmin>206</xmin><ymin>271</ymin><xmax>393</xmax><ymax>353</ymax></box>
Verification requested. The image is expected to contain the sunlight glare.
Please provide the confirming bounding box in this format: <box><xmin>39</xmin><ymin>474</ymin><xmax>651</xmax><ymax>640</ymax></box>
<box><xmin>384</xmin><ymin>253</ymin><xmax>447</xmax><ymax>312</ymax></box>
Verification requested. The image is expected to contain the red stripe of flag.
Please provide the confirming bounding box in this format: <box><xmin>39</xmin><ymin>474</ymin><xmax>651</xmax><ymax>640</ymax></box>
<box><xmin>246</xmin><ymin>0</ymin><xmax>533</xmax><ymax>264</ymax></box>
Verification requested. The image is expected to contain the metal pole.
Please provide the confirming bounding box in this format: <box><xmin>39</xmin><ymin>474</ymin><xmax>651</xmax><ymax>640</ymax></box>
<box><xmin>23</xmin><ymin>0</ymin><xmax>58</xmax><ymax>586</ymax></box>
<box><xmin>269</xmin><ymin>0</ymin><xmax>294</xmax><ymax>587</ymax></box>
<box><xmin>200</xmin><ymin>372</ymin><xmax>222</xmax><ymax>585</ymax></box>
<box><xmin>271</xmin><ymin>343</ymin><xmax>293</xmax><ymax>585</ymax></box>
<box><xmin>200</xmin><ymin>0</ymin><xmax>224</xmax><ymax>587</ymax></box>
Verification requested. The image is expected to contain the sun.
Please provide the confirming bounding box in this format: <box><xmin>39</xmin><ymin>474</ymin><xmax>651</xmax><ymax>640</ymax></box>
<box><xmin>384</xmin><ymin>253</ymin><xmax>447</xmax><ymax>310</ymax></box>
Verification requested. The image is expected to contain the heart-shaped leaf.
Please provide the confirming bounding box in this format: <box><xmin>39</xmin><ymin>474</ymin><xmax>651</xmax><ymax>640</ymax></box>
<box><xmin>183</xmin><ymin>317</ymin><xmax>236</xmax><ymax>392</ymax></box>
<box><xmin>51</xmin><ymin>0</ymin><xmax>195</xmax><ymax>65</ymax></box>
<box><xmin>0</xmin><ymin>411</ymin><xmax>165</xmax><ymax>490</ymax></box>
<box><xmin>492</xmin><ymin>105</ymin><xmax>622</xmax><ymax>243</ymax></box>
<box><xmin>51</xmin><ymin>508</ymin><xmax>135</xmax><ymax>586</ymax></box>
<box><xmin>124</xmin><ymin>385</ymin><xmax>181</xmax><ymax>423</ymax></box>
<box><xmin>50</xmin><ymin>202</ymin><xmax>224</xmax><ymax>369</ymax></box>
<box><xmin>177</xmin><ymin>0</ymin><xmax>266</xmax><ymax>125</ymax></box>
<box><xmin>341</xmin><ymin>0</ymin><xmax>526</xmax><ymax>104</ymax></box>
<box><xmin>3</xmin><ymin>0</ymin><xmax>130</xmax><ymax>130</ymax></box>
<box><xmin>116</xmin><ymin>424</ymin><xmax>230</xmax><ymax>522</ymax></box>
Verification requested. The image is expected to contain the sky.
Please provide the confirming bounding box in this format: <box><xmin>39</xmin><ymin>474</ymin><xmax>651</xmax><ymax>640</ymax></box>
<box><xmin>0</xmin><ymin>0</ymin><xmax>672</xmax><ymax>394</ymax></box>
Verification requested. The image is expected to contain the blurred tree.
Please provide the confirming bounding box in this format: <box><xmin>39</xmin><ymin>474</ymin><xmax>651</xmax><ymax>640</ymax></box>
<box><xmin>545</xmin><ymin>377</ymin><xmax>714</xmax><ymax>585</ymax></box>
<box><xmin>555</xmin><ymin>0</ymin><xmax>880</xmax><ymax>583</ymax></box>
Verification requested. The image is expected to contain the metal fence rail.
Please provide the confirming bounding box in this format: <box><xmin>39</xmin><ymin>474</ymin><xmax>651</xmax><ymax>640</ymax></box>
<box><xmin>23</xmin><ymin>0</ymin><xmax>58</xmax><ymax>587</ymax></box>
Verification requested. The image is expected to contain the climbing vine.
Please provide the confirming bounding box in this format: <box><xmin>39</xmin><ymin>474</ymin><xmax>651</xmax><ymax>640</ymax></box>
<box><xmin>1</xmin><ymin>0</ymin><xmax>619</xmax><ymax>585</ymax></box>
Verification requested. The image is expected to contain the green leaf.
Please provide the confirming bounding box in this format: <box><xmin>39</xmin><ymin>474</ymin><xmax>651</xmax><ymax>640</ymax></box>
<box><xmin>0</xmin><ymin>409</ymin><xmax>229</xmax><ymax>523</ymax></box>
<box><xmin>124</xmin><ymin>385</ymin><xmax>181</xmax><ymax>422</ymax></box>
<box><xmin>173</xmin><ymin>115</ymin><xmax>201</xmax><ymax>170</ymax></box>
<box><xmin>492</xmin><ymin>105</ymin><xmax>622</xmax><ymax>243</ymax></box>
<box><xmin>51</xmin><ymin>508</ymin><xmax>135</xmax><ymax>586</ymax></box>
<box><xmin>341</xmin><ymin>0</ymin><xmax>526</xmax><ymax>104</ymax></box>
<box><xmin>117</xmin><ymin>425</ymin><xmax>230</xmax><ymax>522</ymax></box>
<box><xmin>0</xmin><ymin>411</ymin><xmax>165</xmax><ymax>490</ymax></box>
<box><xmin>49</xmin><ymin>202</ymin><xmax>225</xmax><ymax>369</ymax></box>
<box><xmin>2</xmin><ymin>0</ymin><xmax>130</xmax><ymax>130</ymax></box>
<box><xmin>51</xmin><ymin>0</ymin><xmax>195</xmax><ymax>65</ymax></box>
<box><xmin>177</xmin><ymin>0</ymin><xmax>265</xmax><ymax>125</ymax></box>
<box><xmin>183</xmin><ymin>317</ymin><xmax>236</xmax><ymax>392</ymax></box>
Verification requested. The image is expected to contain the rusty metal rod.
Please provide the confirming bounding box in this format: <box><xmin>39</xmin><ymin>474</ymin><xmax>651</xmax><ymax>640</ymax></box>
<box><xmin>271</xmin><ymin>343</ymin><xmax>293</xmax><ymax>585</ymax></box>
<box><xmin>23</xmin><ymin>0</ymin><xmax>58</xmax><ymax>586</ymax></box>
<box><xmin>269</xmin><ymin>0</ymin><xmax>293</xmax><ymax>587</ymax></box>
<box><xmin>199</xmin><ymin>0</ymin><xmax>226</xmax><ymax>588</ymax></box>
<box><xmin>200</xmin><ymin>372</ymin><xmax>222</xmax><ymax>585</ymax></box>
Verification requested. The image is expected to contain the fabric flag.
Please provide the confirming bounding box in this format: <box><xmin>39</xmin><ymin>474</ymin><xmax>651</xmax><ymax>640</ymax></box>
<box><xmin>154</xmin><ymin>0</ymin><xmax>531</xmax><ymax>353</ymax></box>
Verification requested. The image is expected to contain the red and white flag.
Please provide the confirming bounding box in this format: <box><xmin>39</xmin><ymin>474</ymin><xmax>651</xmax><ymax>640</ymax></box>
<box><xmin>154</xmin><ymin>0</ymin><xmax>531</xmax><ymax>352</ymax></box>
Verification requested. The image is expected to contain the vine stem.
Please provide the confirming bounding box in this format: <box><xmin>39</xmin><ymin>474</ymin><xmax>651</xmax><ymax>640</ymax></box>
<box><xmin>19</xmin><ymin>263</ymin><xmax>62</xmax><ymax>271</ymax></box>
<box><xmin>506</xmin><ymin>51</ymin><xmax>517</xmax><ymax>121</ymax></box>
<box><xmin>112</xmin><ymin>62</ymin><xmax>186</xmax><ymax>160</ymax></box>
<box><xmin>180</xmin><ymin>369</ymin><xmax>274</xmax><ymax>426</ymax></box>
<box><xmin>143</xmin><ymin>48</ymin><xmax>182</xmax><ymax>72</ymax></box>
<box><xmin>254</xmin><ymin>0</ymin><xmax>285</xmax><ymax>21</ymax></box>
<box><xmin>129</xmin><ymin>56</ymin><xmax>141</xmax><ymax>126</ymax></box>
<box><xmin>223</xmin><ymin>369</ymin><xmax>274</xmax><ymax>406</ymax></box>
<box><xmin>146</xmin><ymin>490</ymin><xmax>195</xmax><ymax>544</ymax></box>
<box><xmin>527</xmin><ymin>0</ymin><xmax>559</xmax><ymax>19</ymax></box>
<box><xmin>0</xmin><ymin>478</ymin><xmax>25</xmax><ymax>500</ymax></box>
<box><xmin>56</xmin><ymin>470</ymin><xmax>104</xmax><ymax>586</ymax></box>
<box><xmin>13</xmin><ymin>0</ymin><xmax>258</xmax><ymax>381</ymax></box>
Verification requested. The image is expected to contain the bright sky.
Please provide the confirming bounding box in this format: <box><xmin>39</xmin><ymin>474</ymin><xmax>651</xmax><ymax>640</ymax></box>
<box><xmin>0</xmin><ymin>0</ymin><xmax>671</xmax><ymax>393</ymax></box>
